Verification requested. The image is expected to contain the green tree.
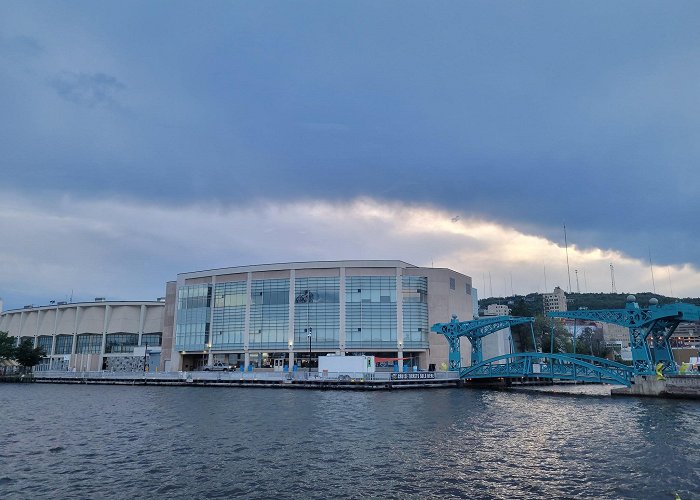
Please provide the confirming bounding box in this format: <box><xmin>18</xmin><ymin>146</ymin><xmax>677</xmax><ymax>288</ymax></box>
<box><xmin>509</xmin><ymin>300</ymin><xmax>537</xmax><ymax>351</ymax></box>
<box><xmin>14</xmin><ymin>339</ymin><xmax>45</xmax><ymax>372</ymax></box>
<box><xmin>532</xmin><ymin>315</ymin><xmax>571</xmax><ymax>353</ymax></box>
<box><xmin>574</xmin><ymin>327</ymin><xmax>610</xmax><ymax>358</ymax></box>
<box><xmin>0</xmin><ymin>331</ymin><xmax>15</xmax><ymax>360</ymax></box>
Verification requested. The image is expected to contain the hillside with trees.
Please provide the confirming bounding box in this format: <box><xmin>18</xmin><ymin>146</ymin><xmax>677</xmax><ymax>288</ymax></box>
<box><xmin>480</xmin><ymin>292</ymin><xmax>700</xmax><ymax>317</ymax></box>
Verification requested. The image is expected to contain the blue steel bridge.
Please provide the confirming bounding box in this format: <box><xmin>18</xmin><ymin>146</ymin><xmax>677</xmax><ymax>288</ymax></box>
<box><xmin>430</xmin><ymin>296</ymin><xmax>700</xmax><ymax>387</ymax></box>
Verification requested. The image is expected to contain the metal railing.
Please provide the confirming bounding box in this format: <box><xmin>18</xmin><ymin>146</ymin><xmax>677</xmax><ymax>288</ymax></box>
<box><xmin>33</xmin><ymin>369</ymin><xmax>459</xmax><ymax>383</ymax></box>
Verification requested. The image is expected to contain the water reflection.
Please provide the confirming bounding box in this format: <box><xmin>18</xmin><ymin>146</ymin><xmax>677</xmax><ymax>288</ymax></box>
<box><xmin>0</xmin><ymin>385</ymin><xmax>697</xmax><ymax>498</ymax></box>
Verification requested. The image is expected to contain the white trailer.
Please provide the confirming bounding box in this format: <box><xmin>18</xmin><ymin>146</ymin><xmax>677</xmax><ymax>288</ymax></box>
<box><xmin>317</xmin><ymin>354</ymin><xmax>375</xmax><ymax>374</ymax></box>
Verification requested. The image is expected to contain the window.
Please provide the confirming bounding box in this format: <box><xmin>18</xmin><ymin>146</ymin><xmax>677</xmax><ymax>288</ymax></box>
<box><xmin>76</xmin><ymin>334</ymin><xmax>102</xmax><ymax>354</ymax></box>
<box><xmin>402</xmin><ymin>277</ymin><xmax>428</xmax><ymax>348</ymax></box>
<box><xmin>105</xmin><ymin>333</ymin><xmax>139</xmax><ymax>353</ymax></box>
<box><xmin>345</xmin><ymin>276</ymin><xmax>397</xmax><ymax>347</ymax></box>
<box><xmin>55</xmin><ymin>335</ymin><xmax>73</xmax><ymax>354</ymax></box>
<box><xmin>141</xmin><ymin>333</ymin><xmax>162</xmax><ymax>346</ymax></box>
<box><xmin>295</xmin><ymin>277</ymin><xmax>340</xmax><ymax>348</ymax></box>
<box><xmin>450</xmin><ymin>277</ymin><xmax>456</xmax><ymax>290</ymax></box>
<box><xmin>250</xmin><ymin>279</ymin><xmax>290</xmax><ymax>349</ymax></box>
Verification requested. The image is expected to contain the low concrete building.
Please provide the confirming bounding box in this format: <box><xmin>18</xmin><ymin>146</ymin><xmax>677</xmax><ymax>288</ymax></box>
<box><xmin>0</xmin><ymin>300</ymin><xmax>165</xmax><ymax>372</ymax></box>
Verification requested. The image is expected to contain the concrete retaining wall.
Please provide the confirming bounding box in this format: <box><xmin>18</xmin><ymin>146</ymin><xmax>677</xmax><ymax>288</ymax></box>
<box><xmin>612</xmin><ymin>375</ymin><xmax>700</xmax><ymax>399</ymax></box>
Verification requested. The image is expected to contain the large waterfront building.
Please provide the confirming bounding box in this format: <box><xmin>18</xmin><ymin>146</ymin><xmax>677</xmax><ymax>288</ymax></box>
<box><xmin>166</xmin><ymin>260</ymin><xmax>475</xmax><ymax>372</ymax></box>
<box><xmin>0</xmin><ymin>300</ymin><xmax>165</xmax><ymax>371</ymax></box>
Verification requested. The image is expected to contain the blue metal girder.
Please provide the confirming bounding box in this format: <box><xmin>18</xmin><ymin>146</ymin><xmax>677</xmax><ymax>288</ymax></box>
<box><xmin>431</xmin><ymin>315</ymin><xmax>535</xmax><ymax>370</ymax></box>
<box><xmin>547</xmin><ymin>301</ymin><xmax>700</xmax><ymax>376</ymax></box>
<box><xmin>461</xmin><ymin>352</ymin><xmax>633</xmax><ymax>387</ymax></box>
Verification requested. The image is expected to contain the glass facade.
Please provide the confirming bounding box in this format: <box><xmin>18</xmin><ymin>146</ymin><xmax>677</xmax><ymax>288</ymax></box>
<box><xmin>55</xmin><ymin>335</ymin><xmax>73</xmax><ymax>355</ymax></box>
<box><xmin>76</xmin><ymin>334</ymin><xmax>102</xmax><ymax>354</ymax></box>
<box><xmin>175</xmin><ymin>284</ymin><xmax>211</xmax><ymax>351</ymax></box>
<box><xmin>37</xmin><ymin>335</ymin><xmax>53</xmax><ymax>355</ymax></box>
<box><xmin>105</xmin><ymin>333</ymin><xmax>139</xmax><ymax>353</ymax></box>
<box><xmin>402</xmin><ymin>276</ymin><xmax>429</xmax><ymax>348</ymax></box>
<box><xmin>345</xmin><ymin>276</ymin><xmax>397</xmax><ymax>348</ymax></box>
<box><xmin>250</xmin><ymin>279</ymin><xmax>289</xmax><ymax>350</ymax></box>
<box><xmin>212</xmin><ymin>281</ymin><xmax>247</xmax><ymax>349</ymax></box>
<box><xmin>172</xmin><ymin>266</ymin><xmax>461</xmax><ymax>366</ymax></box>
<box><xmin>294</xmin><ymin>277</ymin><xmax>340</xmax><ymax>349</ymax></box>
<box><xmin>141</xmin><ymin>333</ymin><xmax>162</xmax><ymax>346</ymax></box>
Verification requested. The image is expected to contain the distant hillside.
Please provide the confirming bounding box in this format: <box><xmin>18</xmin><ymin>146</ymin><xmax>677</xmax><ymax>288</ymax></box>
<box><xmin>479</xmin><ymin>292</ymin><xmax>700</xmax><ymax>317</ymax></box>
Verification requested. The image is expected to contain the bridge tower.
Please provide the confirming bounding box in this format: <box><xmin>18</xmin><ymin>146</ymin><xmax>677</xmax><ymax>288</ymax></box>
<box><xmin>548</xmin><ymin>296</ymin><xmax>700</xmax><ymax>376</ymax></box>
<box><xmin>430</xmin><ymin>315</ymin><xmax>535</xmax><ymax>371</ymax></box>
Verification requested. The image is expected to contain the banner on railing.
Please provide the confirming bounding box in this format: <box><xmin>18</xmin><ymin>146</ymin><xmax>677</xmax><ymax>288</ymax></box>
<box><xmin>390</xmin><ymin>372</ymin><xmax>436</xmax><ymax>380</ymax></box>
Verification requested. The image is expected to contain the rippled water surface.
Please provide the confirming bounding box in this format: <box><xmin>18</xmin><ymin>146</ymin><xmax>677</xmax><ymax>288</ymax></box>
<box><xmin>1</xmin><ymin>384</ymin><xmax>698</xmax><ymax>499</ymax></box>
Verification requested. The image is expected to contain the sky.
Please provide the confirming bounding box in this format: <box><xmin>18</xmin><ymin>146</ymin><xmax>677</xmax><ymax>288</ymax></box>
<box><xmin>1</xmin><ymin>1</ymin><xmax>700</xmax><ymax>310</ymax></box>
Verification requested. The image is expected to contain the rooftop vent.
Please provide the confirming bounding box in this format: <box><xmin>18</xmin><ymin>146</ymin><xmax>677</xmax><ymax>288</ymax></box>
<box><xmin>94</xmin><ymin>297</ymin><xmax>106</xmax><ymax>302</ymax></box>
<box><xmin>57</xmin><ymin>301</ymin><xmax>67</xmax><ymax>305</ymax></box>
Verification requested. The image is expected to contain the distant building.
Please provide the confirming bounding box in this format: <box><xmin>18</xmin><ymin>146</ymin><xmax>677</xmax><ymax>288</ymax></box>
<box><xmin>484</xmin><ymin>303</ymin><xmax>511</xmax><ymax>316</ymax></box>
<box><xmin>602</xmin><ymin>323</ymin><xmax>629</xmax><ymax>344</ymax></box>
<box><xmin>543</xmin><ymin>286</ymin><xmax>567</xmax><ymax>313</ymax></box>
<box><xmin>672</xmin><ymin>321</ymin><xmax>700</xmax><ymax>348</ymax></box>
<box><xmin>479</xmin><ymin>303</ymin><xmax>512</xmax><ymax>359</ymax></box>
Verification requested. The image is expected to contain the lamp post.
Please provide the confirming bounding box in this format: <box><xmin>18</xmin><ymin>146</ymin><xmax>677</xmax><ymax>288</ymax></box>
<box><xmin>307</xmin><ymin>330</ymin><xmax>312</xmax><ymax>372</ymax></box>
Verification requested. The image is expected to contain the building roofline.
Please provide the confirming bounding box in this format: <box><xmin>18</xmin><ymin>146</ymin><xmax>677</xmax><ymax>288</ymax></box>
<box><xmin>177</xmin><ymin>260</ymin><xmax>419</xmax><ymax>279</ymax></box>
<box><xmin>1</xmin><ymin>300</ymin><xmax>165</xmax><ymax>315</ymax></box>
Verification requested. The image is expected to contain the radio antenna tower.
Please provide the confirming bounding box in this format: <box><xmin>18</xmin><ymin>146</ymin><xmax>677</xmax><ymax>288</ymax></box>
<box><xmin>648</xmin><ymin>247</ymin><xmax>656</xmax><ymax>294</ymax></box>
<box><xmin>575</xmin><ymin>269</ymin><xmax>580</xmax><ymax>293</ymax></box>
<box><xmin>610</xmin><ymin>263</ymin><xmax>616</xmax><ymax>293</ymax></box>
<box><xmin>564</xmin><ymin>224</ymin><xmax>572</xmax><ymax>293</ymax></box>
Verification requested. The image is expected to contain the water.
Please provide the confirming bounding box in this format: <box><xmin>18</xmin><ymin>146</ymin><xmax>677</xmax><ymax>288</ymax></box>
<box><xmin>1</xmin><ymin>384</ymin><xmax>698</xmax><ymax>499</ymax></box>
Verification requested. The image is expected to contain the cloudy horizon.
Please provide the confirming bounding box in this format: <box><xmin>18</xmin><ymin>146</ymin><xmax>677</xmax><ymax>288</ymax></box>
<box><xmin>2</xmin><ymin>1</ymin><xmax>699</xmax><ymax>310</ymax></box>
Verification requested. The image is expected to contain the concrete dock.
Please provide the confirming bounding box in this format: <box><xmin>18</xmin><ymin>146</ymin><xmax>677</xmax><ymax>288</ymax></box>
<box><xmin>28</xmin><ymin>370</ymin><xmax>461</xmax><ymax>390</ymax></box>
<box><xmin>612</xmin><ymin>375</ymin><xmax>700</xmax><ymax>399</ymax></box>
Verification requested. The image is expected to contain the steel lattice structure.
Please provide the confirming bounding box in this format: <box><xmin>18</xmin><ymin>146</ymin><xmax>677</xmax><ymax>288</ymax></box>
<box><xmin>461</xmin><ymin>352</ymin><xmax>634</xmax><ymax>386</ymax></box>
<box><xmin>430</xmin><ymin>315</ymin><xmax>535</xmax><ymax>371</ymax></box>
<box><xmin>547</xmin><ymin>297</ymin><xmax>700</xmax><ymax>376</ymax></box>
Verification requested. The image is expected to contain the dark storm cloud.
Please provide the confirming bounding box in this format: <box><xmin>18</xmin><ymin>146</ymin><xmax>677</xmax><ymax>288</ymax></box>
<box><xmin>2</xmin><ymin>0</ymin><xmax>700</xmax><ymax>268</ymax></box>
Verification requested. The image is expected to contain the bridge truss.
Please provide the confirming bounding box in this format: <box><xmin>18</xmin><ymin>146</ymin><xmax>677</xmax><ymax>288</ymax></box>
<box><xmin>461</xmin><ymin>352</ymin><xmax>633</xmax><ymax>386</ymax></box>
<box><xmin>548</xmin><ymin>297</ymin><xmax>700</xmax><ymax>376</ymax></box>
<box><xmin>430</xmin><ymin>315</ymin><xmax>535</xmax><ymax>371</ymax></box>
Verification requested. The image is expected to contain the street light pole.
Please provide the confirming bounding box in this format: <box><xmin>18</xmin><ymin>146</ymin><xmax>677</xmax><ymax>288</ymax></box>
<box><xmin>307</xmin><ymin>330</ymin><xmax>312</xmax><ymax>373</ymax></box>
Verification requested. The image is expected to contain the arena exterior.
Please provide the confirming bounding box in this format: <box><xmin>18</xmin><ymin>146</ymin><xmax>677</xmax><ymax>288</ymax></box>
<box><xmin>0</xmin><ymin>300</ymin><xmax>166</xmax><ymax>372</ymax></box>
<box><xmin>167</xmin><ymin>260</ymin><xmax>476</xmax><ymax>372</ymax></box>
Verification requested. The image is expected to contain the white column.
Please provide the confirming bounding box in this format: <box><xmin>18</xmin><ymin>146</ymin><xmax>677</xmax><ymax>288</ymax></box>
<box><xmin>208</xmin><ymin>277</ymin><xmax>216</xmax><ymax>366</ymax></box>
<box><xmin>396</xmin><ymin>267</ymin><xmax>404</xmax><ymax>371</ymax></box>
<box><xmin>138</xmin><ymin>304</ymin><xmax>146</xmax><ymax>345</ymax></box>
<box><xmin>288</xmin><ymin>269</ymin><xmax>296</xmax><ymax>369</ymax></box>
<box><xmin>171</xmin><ymin>277</ymin><xmax>184</xmax><ymax>371</ymax></box>
<box><xmin>339</xmin><ymin>267</ymin><xmax>346</xmax><ymax>355</ymax></box>
<box><xmin>52</xmin><ymin>306</ymin><xmax>59</xmax><ymax>357</ymax></box>
<box><xmin>18</xmin><ymin>311</ymin><xmax>24</xmax><ymax>341</ymax></box>
<box><xmin>243</xmin><ymin>272</ymin><xmax>252</xmax><ymax>371</ymax></box>
<box><xmin>72</xmin><ymin>306</ymin><xmax>80</xmax><ymax>355</ymax></box>
<box><xmin>100</xmin><ymin>305</ymin><xmax>110</xmax><ymax>368</ymax></box>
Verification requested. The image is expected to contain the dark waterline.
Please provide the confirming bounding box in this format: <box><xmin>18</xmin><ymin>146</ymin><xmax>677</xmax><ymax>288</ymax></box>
<box><xmin>1</xmin><ymin>384</ymin><xmax>698</xmax><ymax>499</ymax></box>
